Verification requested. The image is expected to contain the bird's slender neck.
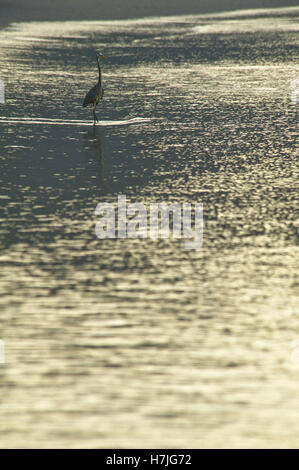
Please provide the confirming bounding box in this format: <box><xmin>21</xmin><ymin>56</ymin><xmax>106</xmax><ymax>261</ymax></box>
<box><xmin>97</xmin><ymin>57</ymin><xmax>102</xmax><ymax>86</ymax></box>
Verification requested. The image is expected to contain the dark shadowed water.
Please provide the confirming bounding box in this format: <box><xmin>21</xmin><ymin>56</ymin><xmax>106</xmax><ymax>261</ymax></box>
<box><xmin>0</xmin><ymin>7</ymin><xmax>298</xmax><ymax>448</ymax></box>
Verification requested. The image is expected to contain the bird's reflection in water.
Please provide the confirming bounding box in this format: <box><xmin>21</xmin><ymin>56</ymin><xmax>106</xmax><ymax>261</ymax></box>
<box><xmin>83</xmin><ymin>127</ymin><xmax>105</xmax><ymax>189</ymax></box>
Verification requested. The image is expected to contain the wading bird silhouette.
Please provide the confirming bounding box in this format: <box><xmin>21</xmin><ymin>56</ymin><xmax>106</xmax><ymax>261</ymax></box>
<box><xmin>83</xmin><ymin>52</ymin><xmax>106</xmax><ymax>125</ymax></box>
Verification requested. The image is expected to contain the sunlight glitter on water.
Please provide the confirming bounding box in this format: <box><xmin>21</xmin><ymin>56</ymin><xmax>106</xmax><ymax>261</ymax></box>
<box><xmin>0</xmin><ymin>7</ymin><xmax>298</xmax><ymax>448</ymax></box>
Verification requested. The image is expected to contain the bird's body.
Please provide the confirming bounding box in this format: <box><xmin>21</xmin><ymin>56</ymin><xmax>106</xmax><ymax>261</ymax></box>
<box><xmin>83</xmin><ymin>83</ymin><xmax>104</xmax><ymax>108</ymax></box>
<box><xmin>83</xmin><ymin>53</ymin><xmax>105</xmax><ymax>125</ymax></box>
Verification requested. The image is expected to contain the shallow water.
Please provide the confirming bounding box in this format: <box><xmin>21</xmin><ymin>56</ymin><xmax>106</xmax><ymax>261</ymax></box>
<box><xmin>0</xmin><ymin>7</ymin><xmax>298</xmax><ymax>448</ymax></box>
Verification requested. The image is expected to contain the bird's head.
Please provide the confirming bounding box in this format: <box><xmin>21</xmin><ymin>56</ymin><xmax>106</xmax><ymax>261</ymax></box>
<box><xmin>97</xmin><ymin>52</ymin><xmax>106</xmax><ymax>60</ymax></box>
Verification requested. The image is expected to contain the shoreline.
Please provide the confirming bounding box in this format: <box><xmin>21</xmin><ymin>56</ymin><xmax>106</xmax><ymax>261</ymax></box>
<box><xmin>0</xmin><ymin>1</ymin><xmax>298</xmax><ymax>28</ymax></box>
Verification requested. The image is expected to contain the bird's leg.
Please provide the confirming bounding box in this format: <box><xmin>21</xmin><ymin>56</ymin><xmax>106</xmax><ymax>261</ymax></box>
<box><xmin>93</xmin><ymin>103</ymin><xmax>99</xmax><ymax>125</ymax></box>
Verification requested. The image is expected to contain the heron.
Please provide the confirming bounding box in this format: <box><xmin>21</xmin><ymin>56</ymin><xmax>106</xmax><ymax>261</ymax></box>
<box><xmin>83</xmin><ymin>52</ymin><xmax>106</xmax><ymax>125</ymax></box>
